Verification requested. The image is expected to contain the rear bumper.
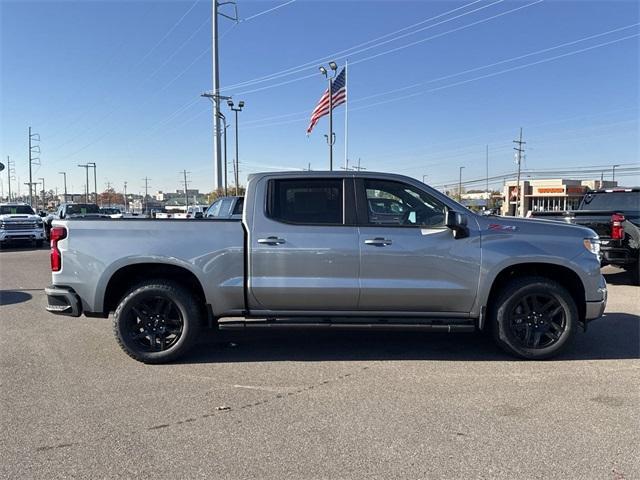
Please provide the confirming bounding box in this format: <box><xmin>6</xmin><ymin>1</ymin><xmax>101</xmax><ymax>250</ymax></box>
<box><xmin>45</xmin><ymin>286</ymin><xmax>82</xmax><ymax>317</ymax></box>
<box><xmin>601</xmin><ymin>246</ymin><xmax>638</xmax><ymax>267</ymax></box>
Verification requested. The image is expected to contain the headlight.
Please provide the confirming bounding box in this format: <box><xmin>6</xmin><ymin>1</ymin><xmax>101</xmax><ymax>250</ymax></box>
<box><xmin>583</xmin><ymin>237</ymin><xmax>601</xmax><ymax>256</ymax></box>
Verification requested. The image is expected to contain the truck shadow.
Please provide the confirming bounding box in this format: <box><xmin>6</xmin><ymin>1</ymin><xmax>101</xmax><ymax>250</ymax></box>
<box><xmin>603</xmin><ymin>268</ymin><xmax>636</xmax><ymax>286</ymax></box>
<box><xmin>183</xmin><ymin>312</ymin><xmax>639</xmax><ymax>363</ymax></box>
<box><xmin>0</xmin><ymin>290</ymin><xmax>33</xmax><ymax>306</ymax></box>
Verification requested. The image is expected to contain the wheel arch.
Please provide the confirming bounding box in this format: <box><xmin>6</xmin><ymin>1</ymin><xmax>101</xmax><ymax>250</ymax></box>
<box><xmin>483</xmin><ymin>262</ymin><xmax>586</xmax><ymax>327</ymax></box>
<box><xmin>102</xmin><ymin>262</ymin><xmax>207</xmax><ymax>315</ymax></box>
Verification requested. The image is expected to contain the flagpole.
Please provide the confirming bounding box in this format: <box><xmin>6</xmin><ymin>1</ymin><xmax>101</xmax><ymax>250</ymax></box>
<box><xmin>328</xmin><ymin>74</ymin><xmax>333</xmax><ymax>171</ymax></box>
<box><xmin>344</xmin><ymin>59</ymin><xmax>348</xmax><ymax>170</ymax></box>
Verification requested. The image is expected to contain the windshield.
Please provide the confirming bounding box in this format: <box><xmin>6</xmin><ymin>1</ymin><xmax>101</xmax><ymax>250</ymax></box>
<box><xmin>0</xmin><ymin>205</ymin><xmax>35</xmax><ymax>215</ymax></box>
<box><xmin>67</xmin><ymin>204</ymin><xmax>101</xmax><ymax>215</ymax></box>
<box><xmin>580</xmin><ymin>191</ymin><xmax>639</xmax><ymax>211</ymax></box>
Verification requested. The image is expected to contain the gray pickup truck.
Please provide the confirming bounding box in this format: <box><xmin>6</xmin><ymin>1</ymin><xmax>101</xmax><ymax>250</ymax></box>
<box><xmin>45</xmin><ymin>171</ymin><xmax>607</xmax><ymax>363</ymax></box>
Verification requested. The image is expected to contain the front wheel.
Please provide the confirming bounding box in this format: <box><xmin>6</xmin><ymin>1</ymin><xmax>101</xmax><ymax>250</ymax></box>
<box><xmin>113</xmin><ymin>280</ymin><xmax>203</xmax><ymax>364</ymax></box>
<box><xmin>491</xmin><ymin>276</ymin><xmax>577</xmax><ymax>360</ymax></box>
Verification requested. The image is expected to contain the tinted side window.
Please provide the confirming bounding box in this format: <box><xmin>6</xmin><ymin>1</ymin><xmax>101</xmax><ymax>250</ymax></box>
<box><xmin>232</xmin><ymin>197</ymin><xmax>244</xmax><ymax>215</ymax></box>
<box><xmin>219</xmin><ymin>198</ymin><xmax>234</xmax><ymax>216</ymax></box>
<box><xmin>269</xmin><ymin>179</ymin><xmax>343</xmax><ymax>225</ymax></box>
<box><xmin>206</xmin><ymin>199</ymin><xmax>223</xmax><ymax>217</ymax></box>
<box><xmin>363</xmin><ymin>179</ymin><xmax>446</xmax><ymax>227</ymax></box>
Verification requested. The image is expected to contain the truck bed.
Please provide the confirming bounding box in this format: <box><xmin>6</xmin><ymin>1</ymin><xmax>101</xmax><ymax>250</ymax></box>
<box><xmin>52</xmin><ymin>218</ymin><xmax>246</xmax><ymax>315</ymax></box>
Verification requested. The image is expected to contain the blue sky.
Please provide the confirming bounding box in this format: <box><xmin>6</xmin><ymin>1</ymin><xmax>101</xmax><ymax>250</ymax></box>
<box><xmin>1</xmin><ymin>0</ymin><xmax>638</xmax><ymax>197</ymax></box>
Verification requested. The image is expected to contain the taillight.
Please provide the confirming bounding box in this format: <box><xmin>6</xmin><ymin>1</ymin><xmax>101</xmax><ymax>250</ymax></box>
<box><xmin>50</xmin><ymin>226</ymin><xmax>67</xmax><ymax>272</ymax></box>
<box><xmin>611</xmin><ymin>213</ymin><xmax>625</xmax><ymax>240</ymax></box>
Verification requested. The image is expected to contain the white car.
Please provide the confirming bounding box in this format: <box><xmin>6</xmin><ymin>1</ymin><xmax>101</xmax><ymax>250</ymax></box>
<box><xmin>0</xmin><ymin>203</ymin><xmax>46</xmax><ymax>248</ymax></box>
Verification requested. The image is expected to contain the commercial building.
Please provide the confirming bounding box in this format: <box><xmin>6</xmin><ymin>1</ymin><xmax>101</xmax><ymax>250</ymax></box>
<box><xmin>501</xmin><ymin>178</ymin><xmax>618</xmax><ymax>216</ymax></box>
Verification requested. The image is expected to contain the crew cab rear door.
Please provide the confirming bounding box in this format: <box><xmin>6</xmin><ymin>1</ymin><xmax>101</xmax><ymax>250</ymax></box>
<box><xmin>247</xmin><ymin>177</ymin><xmax>359</xmax><ymax>312</ymax></box>
<box><xmin>355</xmin><ymin>178</ymin><xmax>481</xmax><ymax>313</ymax></box>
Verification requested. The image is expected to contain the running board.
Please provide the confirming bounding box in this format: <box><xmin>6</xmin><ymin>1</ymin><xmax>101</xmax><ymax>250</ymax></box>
<box><xmin>218</xmin><ymin>318</ymin><xmax>476</xmax><ymax>332</ymax></box>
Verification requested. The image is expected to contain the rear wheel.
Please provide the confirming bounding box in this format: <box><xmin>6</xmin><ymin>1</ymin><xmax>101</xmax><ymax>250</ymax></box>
<box><xmin>113</xmin><ymin>280</ymin><xmax>203</xmax><ymax>364</ymax></box>
<box><xmin>35</xmin><ymin>240</ymin><xmax>44</xmax><ymax>248</ymax></box>
<box><xmin>491</xmin><ymin>276</ymin><xmax>577</xmax><ymax>359</ymax></box>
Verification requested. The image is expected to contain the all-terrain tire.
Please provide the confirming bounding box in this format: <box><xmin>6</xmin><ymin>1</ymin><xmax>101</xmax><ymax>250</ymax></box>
<box><xmin>491</xmin><ymin>276</ymin><xmax>577</xmax><ymax>360</ymax></box>
<box><xmin>113</xmin><ymin>280</ymin><xmax>203</xmax><ymax>364</ymax></box>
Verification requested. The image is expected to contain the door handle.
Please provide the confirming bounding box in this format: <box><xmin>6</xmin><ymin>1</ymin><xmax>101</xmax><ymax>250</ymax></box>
<box><xmin>257</xmin><ymin>236</ymin><xmax>286</xmax><ymax>245</ymax></box>
<box><xmin>364</xmin><ymin>237</ymin><xmax>392</xmax><ymax>246</ymax></box>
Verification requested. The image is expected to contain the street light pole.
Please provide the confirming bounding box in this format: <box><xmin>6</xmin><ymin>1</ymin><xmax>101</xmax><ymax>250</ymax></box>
<box><xmin>88</xmin><ymin>162</ymin><xmax>97</xmax><ymax>204</ymax></box>
<box><xmin>78</xmin><ymin>164</ymin><xmax>90</xmax><ymax>202</ymax></box>
<box><xmin>59</xmin><ymin>172</ymin><xmax>67</xmax><ymax>203</ymax></box>
<box><xmin>422</xmin><ymin>175</ymin><xmax>428</xmax><ymax>184</ymax></box>
<box><xmin>228</xmin><ymin>99</ymin><xmax>244</xmax><ymax>195</ymax></box>
<box><xmin>218</xmin><ymin>111</ymin><xmax>229</xmax><ymax>196</ymax></box>
<box><xmin>458</xmin><ymin>166</ymin><xmax>465</xmax><ymax>202</ymax></box>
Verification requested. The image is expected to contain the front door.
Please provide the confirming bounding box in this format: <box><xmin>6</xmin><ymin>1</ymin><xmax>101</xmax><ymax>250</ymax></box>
<box><xmin>248</xmin><ymin>177</ymin><xmax>360</xmax><ymax>312</ymax></box>
<box><xmin>356</xmin><ymin>178</ymin><xmax>481</xmax><ymax>313</ymax></box>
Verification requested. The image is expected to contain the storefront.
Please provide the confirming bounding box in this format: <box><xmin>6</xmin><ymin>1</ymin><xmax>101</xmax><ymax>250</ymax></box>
<box><xmin>501</xmin><ymin>179</ymin><xmax>617</xmax><ymax>216</ymax></box>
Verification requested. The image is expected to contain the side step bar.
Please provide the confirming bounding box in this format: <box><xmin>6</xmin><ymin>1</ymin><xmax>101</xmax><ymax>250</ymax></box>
<box><xmin>218</xmin><ymin>318</ymin><xmax>476</xmax><ymax>332</ymax></box>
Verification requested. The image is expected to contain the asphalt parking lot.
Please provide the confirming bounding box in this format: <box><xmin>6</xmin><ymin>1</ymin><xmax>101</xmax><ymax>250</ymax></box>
<box><xmin>0</xmin><ymin>246</ymin><xmax>638</xmax><ymax>479</ymax></box>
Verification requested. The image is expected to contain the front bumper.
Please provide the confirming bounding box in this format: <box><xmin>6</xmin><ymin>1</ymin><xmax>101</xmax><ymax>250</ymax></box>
<box><xmin>585</xmin><ymin>277</ymin><xmax>607</xmax><ymax>322</ymax></box>
<box><xmin>45</xmin><ymin>286</ymin><xmax>82</xmax><ymax>317</ymax></box>
<box><xmin>0</xmin><ymin>228</ymin><xmax>46</xmax><ymax>242</ymax></box>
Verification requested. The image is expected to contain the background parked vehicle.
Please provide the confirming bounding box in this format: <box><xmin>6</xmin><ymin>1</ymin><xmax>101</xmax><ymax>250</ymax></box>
<box><xmin>531</xmin><ymin>188</ymin><xmax>639</xmax><ymax>285</ymax></box>
<box><xmin>45</xmin><ymin>171</ymin><xmax>606</xmax><ymax>364</ymax></box>
<box><xmin>100</xmin><ymin>207</ymin><xmax>123</xmax><ymax>218</ymax></box>
<box><xmin>0</xmin><ymin>203</ymin><xmax>46</xmax><ymax>248</ymax></box>
<box><xmin>44</xmin><ymin>203</ymin><xmax>107</xmax><ymax>239</ymax></box>
<box><xmin>205</xmin><ymin>196</ymin><xmax>244</xmax><ymax>219</ymax></box>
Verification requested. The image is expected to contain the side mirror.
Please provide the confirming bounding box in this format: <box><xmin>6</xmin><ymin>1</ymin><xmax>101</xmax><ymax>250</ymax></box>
<box><xmin>445</xmin><ymin>210</ymin><xmax>469</xmax><ymax>239</ymax></box>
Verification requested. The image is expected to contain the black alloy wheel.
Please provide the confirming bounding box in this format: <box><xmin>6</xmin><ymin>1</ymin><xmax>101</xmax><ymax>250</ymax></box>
<box><xmin>113</xmin><ymin>280</ymin><xmax>202</xmax><ymax>363</ymax></box>
<box><xmin>491</xmin><ymin>276</ymin><xmax>577</xmax><ymax>360</ymax></box>
<box><xmin>125</xmin><ymin>295</ymin><xmax>184</xmax><ymax>352</ymax></box>
<box><xmin>507</xmin><ymin>293</ymin><xmax>566</xmax><ymax>349</ymax></box>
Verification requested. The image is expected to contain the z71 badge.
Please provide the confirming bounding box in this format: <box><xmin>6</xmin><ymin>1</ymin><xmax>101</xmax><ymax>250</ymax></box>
<box><xmin>488</xmin><ymin>223</ymin><xmax>518</xmax><ymax>232</ymax></box>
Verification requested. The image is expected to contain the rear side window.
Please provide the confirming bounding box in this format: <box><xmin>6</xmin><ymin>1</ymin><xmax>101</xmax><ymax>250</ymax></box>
<box><xmin>581</xmin><ymin>191</ymin><xmax>639</xmax><ymax>211</ymax></box>
<box><xmin>268</xmin><ymin>179</ymin><xmax>343</xmax><ymax>225</ymax></box>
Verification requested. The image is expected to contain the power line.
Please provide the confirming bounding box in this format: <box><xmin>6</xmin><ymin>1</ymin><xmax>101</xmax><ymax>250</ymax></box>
<box><xmin>241</xmin><ymin>0</ymin><xmax>297</xmax><ymax>23</ymax></box>
<box><xmin>233</xmin><ymin>0</ymin><xmax>542</xmax><ymax>96</ymax></box>
<box><xmin>223</xmin><ymin>0</ymin><xmax>489</xmax><ymax>90</ymax></box>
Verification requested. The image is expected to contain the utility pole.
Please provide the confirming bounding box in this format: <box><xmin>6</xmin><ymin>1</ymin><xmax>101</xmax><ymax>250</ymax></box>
<box><xmin>228</xmin><ymin>99</ymin><xmax>244</xmax><ymax>194</ymax></box>
<box><xmin>105</xmin><ymin>181</ymin><xmax>112</xmax><ymax>207</ymax></box>
<box><xmin>612</xmin><ymin>164</ymin><xmax>620</xmax><ymax>182</ymax></box>
<box><xmin>123</xmin><ymin>181</ymin><xmax>128</xmax><ymax>212</ymax></box>
<box><xmin>38</xmin><ymin>177</ymin><xmax>45</xmax><ymax>210</ymax></box>
<box><xmin>513</xmin><ymin>128</ymin><xmax>526</xmax><ymax>217</ymax></box>
<box><xmin>458</xmin><ymin>166</ymin><xmax>465</xmax><ymax>202</ymax></box>
<box><xmin>485</xmin><ymin>145</ymin><xmax>489</xmax><ymax>195</ymax></box>
<box><xmin>28</xmin><ymin>127</ymin><xmax>41</xmax><ymax>208</ymax></box>
<box><xmin>352</xmin><ymin>158</ymin><xmax>365</xmax><ymax>171</ymax></box>
<box><xmin>78</xmin><ymin>164</ymin><xmax>90</xmax><ymax>202</ymax></box>
<box><xmin>180</xmin><ymin>170</ymin><xmax>191</xmax><ymax>207</ymax></box>
<box><xmin>142</xmin><ymin>177</ymin><xmax>151</xmax><ymax>216</ymax></box>
<box><xmin>6</xmin><ymin>156</ymin><xmax>12</xmax><ymax>201</ymax></box>
<box><xmin>24</xmin><ymin>182</ymin><xmax>38</xmax><ymax>207</ymax></box>
<box><xmin>88</xmin><ymin>162</ymin><xmax>97</xmax><ymax>204</ymax></box>
<box><xmin>210</xmin><ymin>0</ymin><xmax>238</xmax><ymax>190</ymax></box>
<box><xmin>59</xmin><ymin>172</ymin><xmax>67</xmax><ymax>203</ymax></box>
<box><xmin>486</xmin><ymin>145</ymin><xmax>490</xmax><ymax>210</ymax></box>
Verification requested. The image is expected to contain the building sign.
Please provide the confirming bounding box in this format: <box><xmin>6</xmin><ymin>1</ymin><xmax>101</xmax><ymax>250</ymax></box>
<box><xmin>533</xmin><ymin>185</ymin><xmax>586</xmax><ymax>196</ymax></box>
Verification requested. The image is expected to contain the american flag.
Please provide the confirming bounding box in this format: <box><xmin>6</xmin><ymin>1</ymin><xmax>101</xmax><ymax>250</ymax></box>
<box><xmin>306</xmin><ymin>67</ymin><xmax>347</xmax><ymax>135</ymax></box>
